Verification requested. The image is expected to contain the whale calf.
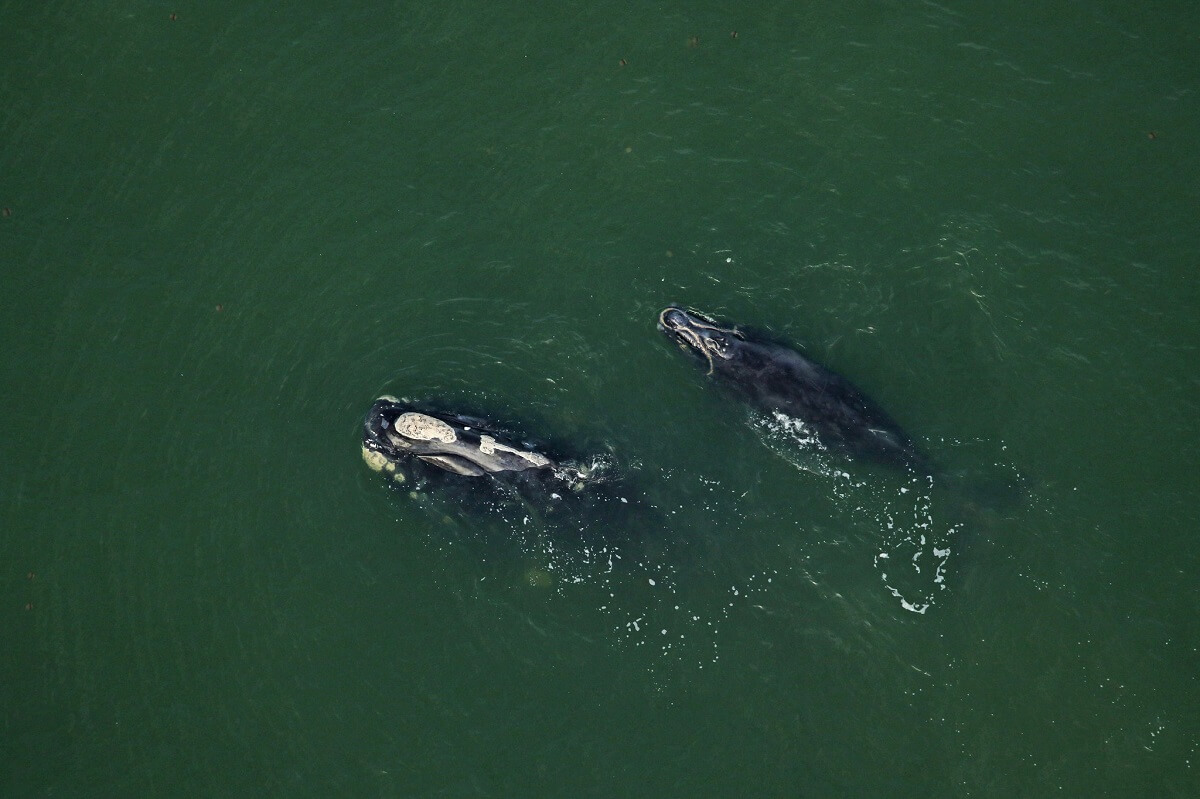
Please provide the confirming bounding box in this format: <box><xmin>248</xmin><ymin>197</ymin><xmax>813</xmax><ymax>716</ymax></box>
<box><xmin>658</xmin><ymin>307</ymin><xmax>930</xmax><ymax>473</ymax></box>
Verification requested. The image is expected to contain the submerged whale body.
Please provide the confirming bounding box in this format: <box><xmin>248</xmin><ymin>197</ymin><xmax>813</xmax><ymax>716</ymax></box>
<box><xmin>658</xmin><ymin>307</ymin><xmax>930</xmax><ymax>473</ymax></box>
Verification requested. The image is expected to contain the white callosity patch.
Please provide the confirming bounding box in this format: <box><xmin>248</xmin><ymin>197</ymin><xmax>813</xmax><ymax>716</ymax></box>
<box><xmin>361</xmin><ymin>446</ymin><xmax>390</xmax><ymax>473</ymax></box>
<box><xmin>478</xmin><ymin>434</ymin><xmax>551</xmax><ymax>468</ymax></box>
<box><xmin>362</xmin><ymin>446</ymin><xmax>405</xmax><ymax>482</ymax></box>
<box><xmin>394</xmin><ymin>412</ymin><xmax>457</xmax><ymax>443</ymax></box>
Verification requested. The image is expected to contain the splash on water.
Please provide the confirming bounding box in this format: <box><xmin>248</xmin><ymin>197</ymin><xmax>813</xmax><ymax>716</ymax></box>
<box><xmin>754</xmin><ymin>410</ymin><xmax>961</xmax><ymax>615</ymax></box>
<box><xmin>386</xmin><ymin>462</ymin><xmax>784</xmax><ymax>675</ymax></box>
<box><xmin>862</xmin><ymin>471</ymin><xmax>958</xmax><ymax>614</ymax></box>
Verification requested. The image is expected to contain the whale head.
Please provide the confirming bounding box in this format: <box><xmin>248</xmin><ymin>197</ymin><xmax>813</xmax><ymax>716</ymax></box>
<box><xmin>658</xmin><ymin>307</ymin><xmax>743</xmax><ymax>374</ymax></box>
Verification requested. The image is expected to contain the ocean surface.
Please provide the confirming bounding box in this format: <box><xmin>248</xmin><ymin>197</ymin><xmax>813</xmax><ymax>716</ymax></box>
<box><xmin>2</xmin><ymin>2</ymin><xmax>1197</xmax><ymax>796</ymax></box>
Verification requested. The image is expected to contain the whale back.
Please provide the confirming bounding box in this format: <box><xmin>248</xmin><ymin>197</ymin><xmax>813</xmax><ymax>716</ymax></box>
<box><xmin>711</xmin><ymin>337</ymin><xmax>927</xmax><ymax>472</ymax></box>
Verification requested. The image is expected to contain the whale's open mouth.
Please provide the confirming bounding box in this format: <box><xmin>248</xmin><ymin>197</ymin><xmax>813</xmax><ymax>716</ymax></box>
<box><xmin>658</xmin><ymin>306</ymin><xmax>743</xmax><ymax>374</ymax></box>
<box><xmin>362</xmin><ymin>397</ymin><xmax>558</xmax><ymax>482</ymax></box>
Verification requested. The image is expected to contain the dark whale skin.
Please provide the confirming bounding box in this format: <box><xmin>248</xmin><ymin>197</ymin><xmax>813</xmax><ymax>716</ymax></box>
<box><xmin>659</xmin><ymin>307</ymin><xmax>930</xmax><ymax>474</ymax></box>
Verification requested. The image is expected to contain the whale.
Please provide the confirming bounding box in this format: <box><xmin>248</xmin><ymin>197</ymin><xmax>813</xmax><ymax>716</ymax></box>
<box><xmin>360</xmin><ymin>396</ymin><xmax>665</xmax><ymax>559</ymax></box>
<box><xmin>362</xmin><ymin>396</ymin><xmax>594</xmax><ymax>488</ymax></box>
<box><xmin>658</xmin><ymin>307</ymin><xmax>930</xmax><ymax>474</ymax></box>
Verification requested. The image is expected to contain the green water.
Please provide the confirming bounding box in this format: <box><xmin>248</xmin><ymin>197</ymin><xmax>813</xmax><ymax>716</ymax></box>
<box><xmin>3</xmin><ymin>2</ymin><xmax>1197</xmax><ymax>796</ymax></box>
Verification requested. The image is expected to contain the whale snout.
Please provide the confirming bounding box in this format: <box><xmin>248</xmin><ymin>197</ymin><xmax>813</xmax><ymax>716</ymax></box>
<box><xmin>658</xmin><ymin>306</ymin><xmax>692</xmax><ymax>331</ymax></box>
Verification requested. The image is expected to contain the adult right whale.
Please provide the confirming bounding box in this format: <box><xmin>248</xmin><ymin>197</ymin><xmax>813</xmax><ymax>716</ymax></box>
<box><xmin>659</xmin><ymin>306</ymin><xmax>932</xmax><ymax>474</ymax></box>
